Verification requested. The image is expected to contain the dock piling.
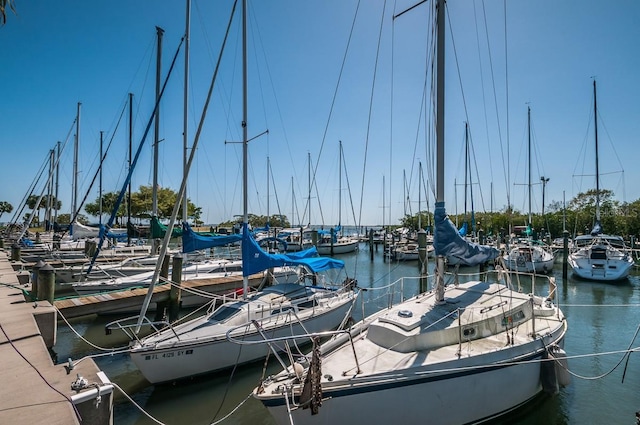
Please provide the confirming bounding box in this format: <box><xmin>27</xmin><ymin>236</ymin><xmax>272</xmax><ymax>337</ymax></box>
<box><xmin>31</xmin><ymin>259</ymin><xmax>46</xmax><ymax>301</ymax></box>
<box><xmin>37</xmin><ymin>263</ymin><xmax>55</xmax><ymax>304</ymax></box>
<box><xmin>168</xmin><ymin>254</ymin><xmax>183</xmax><ymax>323</ymax></box>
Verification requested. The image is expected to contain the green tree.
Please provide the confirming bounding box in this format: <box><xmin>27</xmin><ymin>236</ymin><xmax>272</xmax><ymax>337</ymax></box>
<box><xmin>85</xmin><ymin>191</ymin><xmax>127</xmax><ymax>225</ymax></box>
<box><xmin>87</xmin><ymin>185</ymin><xmax>200</xmax><ymax>222</ymax></box>
<box><xmin>56</xmin><ymin>213</ymin><xmax>89</xmax><ymax>225</ymax></box>
<box><xmin>0</xmin><ymin>201</ymin><xmax>13</xmax><ymax>220</ymax></box>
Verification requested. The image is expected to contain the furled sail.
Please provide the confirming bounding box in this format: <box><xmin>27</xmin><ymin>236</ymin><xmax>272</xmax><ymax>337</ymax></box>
<box><xmin>181</xmin><ymin>222</ymin><xmax>241</xmax><ymax>253</ymax></box>
<box><xmin>241</xmin><ymin>223</ymin><xmax>344</xmax><ymax>276</ymax></box>
<box><xmin>433</xmin><ymin>202</ymin><xmax>499</xmax><ymax>266</ymax></box>
<box><xmin>150</xmin><ymin>216</ymin><xmax>182</xmax><ymax>239</ymax></box>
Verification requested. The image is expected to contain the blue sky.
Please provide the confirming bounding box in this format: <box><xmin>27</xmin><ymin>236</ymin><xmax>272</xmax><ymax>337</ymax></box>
<box><xmin>1</xmin><ymin>0</ymin><xmax>639</xmax><ymax>229</ymax></box>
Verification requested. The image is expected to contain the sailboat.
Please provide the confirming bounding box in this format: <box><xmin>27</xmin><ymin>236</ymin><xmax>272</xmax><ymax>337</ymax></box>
<box><xmin>253</xmin><ymin>2</ymin><xmax>568</xmax><ymax>423</ymax></box>
<box><xmin>567</xmin><ymin>80</ymin><xmax>633</xmax><ymax>281</ymax></box>
<box><xmin>108</xmin><ymin>0</ymin><xmax>357</xmax><ymax>384</ymax></box>
<box><xmin>503</xmin><ymin>106</ymin><xmax>555</xmax><ymax>274</ymax></box>
<box><xmin>316</xmin><ymin>141</ymin><xmax>359</xmax><ymax>255</ymax></box>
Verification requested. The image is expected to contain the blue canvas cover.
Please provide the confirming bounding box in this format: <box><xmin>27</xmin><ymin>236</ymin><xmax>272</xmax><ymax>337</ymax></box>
<box><xmin>181</xmin><ymin>222</ymin><xmax>242</xmax><ymax>253</ymax></box>
<box><xmin>241</xmin><ymin>224</ymin><xmax>344</xmax><ymax>276</ymax></box>
<box><xmin>458</xmin><ymin>222</ymin><xmax>468</xmax><ymax>237</ymax></box>
<box><xmin>433</xmin><ymin>201</ymin><xmax>499</xmax><ymax>266</ymax></box>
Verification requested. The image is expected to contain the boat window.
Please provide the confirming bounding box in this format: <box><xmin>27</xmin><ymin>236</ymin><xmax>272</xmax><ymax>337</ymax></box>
<box><xmin>462</xmin><ymin>327</ymin><xmax>476</xmax><ymax>338</ymax></box>
<box><xmin>272</xmin><ymin>306</ymin><xmax>295</xmax><ymax>315</ymax></box>
<box><xmin>297</xmin><ymin>300</ymin><xmax>317</xmax><ymax>309</ymax></box>
<box><xmin>208</xmin><ymin>305</ymin><xmax>241</xmax><ymax>322</ymax></box>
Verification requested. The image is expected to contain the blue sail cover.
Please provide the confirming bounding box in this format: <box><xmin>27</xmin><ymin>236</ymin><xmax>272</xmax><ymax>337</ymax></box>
<box><xmin>241</xmin><ymin>223</ymin><xmax>344</xmax><ymax>276</ymax></box>
<box><xmin>182</xmin><ymin>222</ymin><xmax>242</xmax><ymax>253</ymax></box>
<box><xmin>458</xmin><ymin>222</ymin><xmax>468</xmax><ymax>237</ymax></box>
<box><xmin>433</xmin><ymin>201</ymin><xmax>499</xmax><ymax>266</ymax></box>
<box><xmin>590</xmin><ymin>220</ymin><xmax>602</xmax><ymax>236</ymax></box>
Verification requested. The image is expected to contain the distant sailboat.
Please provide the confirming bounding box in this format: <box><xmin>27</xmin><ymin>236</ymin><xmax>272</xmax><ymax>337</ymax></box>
<box><xmin>567</xmin><ymin>80</ymin><xmax>633</xmax><ymax>281</ymax></box>
<box><xmin>503</xmin><ymin>106</ymin><xmax>555</xmax><ymax>274</ymax></box>
<box><xmin>316</xmin><ymin>142</ymin><xmax>359</xmax><ymax>255</ymax></box>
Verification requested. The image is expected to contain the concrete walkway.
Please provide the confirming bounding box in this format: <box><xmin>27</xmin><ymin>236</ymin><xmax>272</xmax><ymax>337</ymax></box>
<box><xmin>0</xmin><ymin>250</ymin><xmax>112</xmax><ymax>425</ymax></box>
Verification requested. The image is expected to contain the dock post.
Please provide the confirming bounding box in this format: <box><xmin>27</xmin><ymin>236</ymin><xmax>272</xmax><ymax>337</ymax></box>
<box><xmin>31</xmin><ymin>259</ymin><xmax>46</xmax><ymax>301</ymax></box>
<box><xmin>311</xmin><ymin>230</ymin><xmax>318</xmax><ymax>248</ymax></box>
<box><xmin>369</xmin><ymin>229</ymin><xmax>374</xmax><ymax>261</ymax></box>
<box><xmin>154</xmin><ymin>254</ymin><xmax>171</xmax><ymax>322</ymax></box>
<box><xmin>562</xmin><ymin>230</ymin><xmax>569</xmax><ymax>280</ymax></box>
<box><xmin>84</xmin><ymin>240</ymin><xmax>97</xmax><ymax>258</ymax></box>
<box><xmin>11</xmin><ymin>243</ymin><xmax>21</xmax><ymax>262</ymax></box>
<box><xmin>37</xmin><ymin>264</ymin><xmax>55</xmax><ymax>304</ymax></box>
<box><xmin>168</xmin><ymin>254</ymin><xmax>183</xmax><ymax>323</ymax></box>
<box><xmin>330</xmin><ymin>227</ymin><xmax>335</xmax><ymax>256</ymax></box>
<box><xmin>0</xmin><ymin>237</ymin><xmax>4</xmax><ymax>249</ymax></box>
<box><xmin>418</xmin><ymin>230</ymin><xmax>428</xmax><ymax>293</ymax></box>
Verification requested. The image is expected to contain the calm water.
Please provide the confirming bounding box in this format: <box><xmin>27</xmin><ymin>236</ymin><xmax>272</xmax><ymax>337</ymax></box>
<box><xmin>54</xmin><ymin>244</ymin><xmax>640</xmax><ymax>425</ymax></box>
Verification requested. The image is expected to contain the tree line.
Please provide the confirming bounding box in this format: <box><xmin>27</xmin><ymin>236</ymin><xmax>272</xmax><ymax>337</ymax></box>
<box><xmin>399</xmin><ymin>189</ymin><xmax>640</xmax><ymax>239</ymax></box>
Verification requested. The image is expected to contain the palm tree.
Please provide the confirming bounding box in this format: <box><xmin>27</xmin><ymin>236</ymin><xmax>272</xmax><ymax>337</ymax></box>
<box><xmin>0</xmin><ymin>0</ymin><xmax>17</xmax><ymax>24</ymax></box>
<box><xmin>0</xmin><ymin>201</ymin><xmax>13</xmax><ymax>220</ymax></box>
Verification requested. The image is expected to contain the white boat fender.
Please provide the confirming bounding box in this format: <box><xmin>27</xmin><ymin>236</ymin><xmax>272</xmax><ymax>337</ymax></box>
<box><xmin>541</xmin><ymin>348</ymin><xmax>559</xmax><ymax>395</ymax></box>
<box><xmin>550</xmin><ymin>346</ymin><xmax>571</xmax><ymax>387</ymax></box>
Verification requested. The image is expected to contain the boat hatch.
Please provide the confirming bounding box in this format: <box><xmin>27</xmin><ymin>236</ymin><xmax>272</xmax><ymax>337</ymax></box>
<box><xmin>208</xmin><ymin>304</ymin><xmax>242</xmax><ymax>322</ymax></box>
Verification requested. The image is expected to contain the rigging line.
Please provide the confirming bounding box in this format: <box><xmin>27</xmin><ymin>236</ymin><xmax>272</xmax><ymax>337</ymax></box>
<box><xmin>67</xmin><ymin>102</ymin><xmax>129</xmax><ymax>233</ymax></box>
<box><xmin>0</xmin><ymin>322</ymin><xmax>82</xmax><ymax>422</ymax></box>
<box><xmin>473</xmin><ymin>0</ymin><xmax>494</xmax><ymax>185</ymax></box>
<box><xmin>503</xmin><ymin>0</ymin><xmax>511</xmax><ymax>210</ymax></box>
<box><xmin>479</xmin><ymin>0</ymin><xmax>509</xmax><ymax>211</ymax></box>
<box><xmin>356</xmin><ymin>0</ymin><xmax>387</xmax><ymax>230</ymax></box>
<box><xmin>10</xmin><ymin>118</ymin><xmax>75</xmax><ymax>227</ymax></box>
<box><xmin>469</xmin><ymin>130</ymin><xmax>488</xmax><ymax>213</ymax></box>
<box><xmin>446</xmin><ymin>9</ymin><xmax>472</xmax><ymax>127</ymax></box>
<box><xmin>111</xmin><ymin>382</ymin><xmax>165</xmax><ymax>425</ymax></box>
<box><xmin>389</xmin><ymin>0</ymin><xmax>395</xmax><ymax>234</ymax></box>
<box><xmin>11</xmin><ymin>150</ymin><xmax>50</xmax><ymax>227</ymax></box>
<box><xmin>311</xmin><ymin>0</ymin><xmax>361</xmax><ymax>220</ymax></box>
<box><xmin>87</xmin><ymin>34</ymin><xmax>186</xmax><ymax>275</ymax></box>
<box><xmin>269</xmin><ymin>165</ymin><xmax>285</xmax><ymax>225</ymax></box>
<box><xmin>56</xmin><ymin>306</ymin><xmax>130</xmax><ymax>352</ymax></box>
<box><xmin>251</xmin><ymin>12</ymin><xmax>300</xmax><ymax>206</ymax></box>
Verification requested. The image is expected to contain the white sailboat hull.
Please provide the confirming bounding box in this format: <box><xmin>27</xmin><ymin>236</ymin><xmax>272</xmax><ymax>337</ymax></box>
<box><xmin>130</xmin><ymin>294</ymin><xmax>354</xmax><ymax>384</ymax></box>
<box><xmin>255</xmin><ymin>281</ymin><xmax>567</xmax><ymax>425</ymax></box>
<box><xmin>568</xmin><ymin>251</ymin><xmax>633</xmax><ymax>281</ymax></box>
<box><xmin>316</xmin><ymin>239</ymin><xmax>359</xmax><ymax>255</ymax></box>
<box><xmin>503</xmin><ymin>245</ymin><xmax>555</xmax><ymax>274</ymax></box>
<box><xmin>261</xmin><ymin>342</ymin><xmax>559</xmax><ymax>425</ymax></box>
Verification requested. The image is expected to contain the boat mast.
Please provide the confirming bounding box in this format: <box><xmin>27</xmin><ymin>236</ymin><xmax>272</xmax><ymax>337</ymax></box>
<box><xmin>527</xmin><ymin>105</ymin><xmax>532</xmax><ymax>228</ymax></box>
<box><xmin>99</xmin><ymin>131</ymin><xmax>103</xmax><ymax>225</ymax></box>
<box><xmin>418</xmin><ymin>161</ymin><xmax>422</xmax><ymax>230</ymax></box>
<box><xmin>338</xmin><ymin>141</ymin><xmax>342</xmax><ymax>229</ymax></box>
<box><xmin>435</xmin><ymin>0</ymin><xmax>445</xmax><ymax>303</ymax></box>
<box><xmin>307</xmin><ymin>152</ymin><xmax>311</xmax><ymax>226</ymax></box>
<box><xmin>127</xmin><ymin>93</ymin><xmax>133</xmax><ymax>246</ymax></box>
<box><xmin>242</xmin><ymin>0</ymin><xmax>249</xmax><ymax>299</ymax></box>
<box><xmin>267</xmin><ymin>156</ymin><xmax>270</xmax><ymax>227</ymax></box>
<box><xmin>464</xmin><ymin>123</ymin><xmax>469</xmax><ymax>227</ymax></box>
<box><xmin>152</xmin><ymin>26</ymin><xmax>164</xmax><ymax>251</ymax></box>
<box><xmin>54</xmin><ymin>141</ymin><xmax>60</xmax><ymax>227</ymax></box>
<box><xmin>183</xmin><ymin>0</ymin><xmax>191</xmax><ymax>223</ymax></box>
<box><xmin>72</xmin><ymin>102</ymin><xmax>81</xmax><ymax>224</ymax></box>
<box><xmin>593</xmin><ymin>79</ymin><xmax>600</xmax><ymax>223</ymax></box>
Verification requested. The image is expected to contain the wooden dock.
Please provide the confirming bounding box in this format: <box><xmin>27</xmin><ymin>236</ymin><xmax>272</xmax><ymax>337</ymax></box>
<box><xmin>54</xmin><ymin>274</ymin><xmax>266</xmax><ymax>319</ymax></box>
<box><xmin>0</xmin><ymin>250</ymin><xmax>112</xmax><ymax>425</ymax></box>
